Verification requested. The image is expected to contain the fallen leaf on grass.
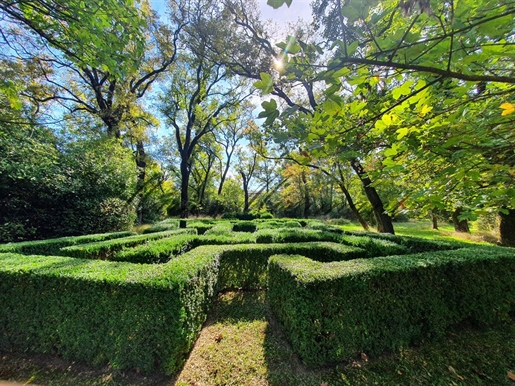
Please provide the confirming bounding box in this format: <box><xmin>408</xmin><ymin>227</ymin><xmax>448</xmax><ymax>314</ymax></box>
<box><xmin>508</xmin><ymin>371</ymin><xmax>515</xmax><ymax>381</ymax></box>
<box><xmin>448</xmin><ymin>366</ymin><xmax>465</xmax><ymax>381</ymax></box>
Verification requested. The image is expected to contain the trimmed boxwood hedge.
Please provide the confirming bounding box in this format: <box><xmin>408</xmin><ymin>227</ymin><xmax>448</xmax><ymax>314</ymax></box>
<box><xmin>0</xmin><ymin>231</ymin><xmax>137</xmax><ymax>256</ymax></box>
<box><xmin>1</xmin><ymin>221</ymin><xmax>513</xmax><ymax>376</ymax></box>
<box><xmin>59</xmin><ymin>229</ymin><xmax>196</xmax><ymax>260</ymax></box>
<box><xmin>0</xmin><ymin>247</ymin><xmax>220</xmax><ymax>375</ymax></box>
<box><xmin>268</xmin><ymin>247</ymin><xmax>515</xmax><ymax>366</ymax></box>
<box><xmin>255</xmin><ymin>228</ymin><xmax>343</xmax><ymax>244</ymax></box>
<box><xmin>217</xmin><ymin>242</ymin><xmax>365</xmax><ymax>290</ymax></box>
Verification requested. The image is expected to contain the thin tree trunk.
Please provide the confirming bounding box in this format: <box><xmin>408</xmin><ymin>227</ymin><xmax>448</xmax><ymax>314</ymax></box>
<box><xmin>338</xmin><ymin>182</ymin><xmax>369</xmax><ymax>231</ymax></box>
<box><xmin>452</xmin><ymin>207</ymin><xmax>470</xmax><ymax>233</ymax></box>
<box><xmin>431</xmin><ymin>210</ymin><xmax>439</xmax><ymax>230</ymax></box>
<box><xmin>350</xmin><ymin>159</ymin><xmax>394</xmax><ymax>234</ymax></box>
<box><xmin>301</xmin><ymin>171</ymin><xmax>311</xmax><ymax>218</ymax></box>
<box><xmin>241</xmin><ymin>171</ymin><xmax>250</xmax><ymax>213</ymax></box>
<box><xmin>499</xmin><ymin>208</ymin><xmax>515</xmax><ymax>247</ymax></box>
<box><xmin>180</xmin><ymin>156</ymin><xmax>190</xmax><ymax>219</ymax></box>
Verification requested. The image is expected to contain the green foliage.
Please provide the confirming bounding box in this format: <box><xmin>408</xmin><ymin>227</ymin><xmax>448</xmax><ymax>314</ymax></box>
<box><xmin>0</xmin><ymin>134</ymin><xmax>139</xmax><ymax>242</ymax></box>
<box><xmin>255</xmin><ymin>228</ymin><xmax>343</xmax><ymax>244</ymax></box>
<box><xmin>60</xmin><ymin>230</ymin><xmax>195</xmax><ymax>260</ymax></box>
<box><xmin>114</xmin><ymin>235</ymin><xmax>197</xmax><ymax>264</ymax></box>
<box><xmin>0</xmin><ymin>231</ymin><xmax>136</xmax><ymax>256</ymax></box>
<box><xmin>340</xmin><ymin>235</ymin><xmax>409</xmax><ymax>257</ymax></box>
<box><xmin>268</xmin><ymin>246</ymin><xmax>515</xmax><ymax>366</ymax></box>
<box><xmin>0</xmin><ymin>247</ymin><xmax>221</xmax><ymax>375</ymax></box>
<box><xmin>142</xmin><ymin>219</ymin><xmax>179</xmax><ymax>234</ymax></box>
<box><xmin>232</xmin><ymin>221</ymin><xmax>257</xmax><ymax>233</ymax></box>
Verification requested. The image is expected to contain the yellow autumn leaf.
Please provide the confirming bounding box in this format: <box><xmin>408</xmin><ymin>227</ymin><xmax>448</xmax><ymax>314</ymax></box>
<box><xmin>500</xmin><ymin>102</ymin><xmax>515</xmax><ymax>116</ymax></box>
<box><xmin>420</xmin><ymin>105</ymin><xmax>433</xmax><ymax>116</ymax></box>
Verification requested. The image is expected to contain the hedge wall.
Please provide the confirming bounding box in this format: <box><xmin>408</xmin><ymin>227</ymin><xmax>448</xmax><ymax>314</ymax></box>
<box><xmin>59</xmin><ymin>229</ymin><xmax>196</xmax><ymax>260</ymax></box>
<box><xmin>0</xmin><ymin>246</ymin><xmax>220</xmax><ymax>375</ymax></box>
<box><xmin>268</xmin><ymin>246</ymin><xmax>515</xmax><ymax>366</ymax></box>
<box><xmin>216</xmin><ymin>242</ymin><xmax>365</xmax><ymax>290</ymax></box>
<box><xmin>0</xmin><ymin>231</ymin><xmax>137</xmax><ymax>256</ymax></box>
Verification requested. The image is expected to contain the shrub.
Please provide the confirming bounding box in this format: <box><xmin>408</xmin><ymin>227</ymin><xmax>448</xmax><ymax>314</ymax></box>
<box><xmin>339</xmin><ymin>235</ymin><xmax>408</xmax><ymax>257</ymax></box>
<box><xmin>114</xmin><ymin>235</ymin><xmax>197</xmax><ymax>264</ymax></box>
<box><xmin>255</xmin><ymin>228</ymin><xmax>343</xmax><ymax>244</ymax></box>
<box><xmin>268</xmin><ymin>247</ymin><xmax>515</xmax><ymax>366</ymax></box>
<box><xmin>203</xmin><ymin>222</ymin><xmax>234</xmax><ymax>235</ymax></box>
<box><xmin>217</xmin><ymin>242</ymin><xmax>365</xmax><ymax>290</ymax></box>
<box><xmin>0</xmin><ymin>247</ymin><xmax>220</xmax><ymax>375</ymax></box>
<box><xmin>142</xmin><ymin>219</ymin><xmax>179</xmax><ymax>234</ymax></box>
<box><xmin>60</xmin><ymin>229</ymin><xmax>196</xmax><ymax>260</ymax></box>
<box><xmin>0</xmin><ymin>231</ymin><xmax>137</xmax><ymax>256</ymax></box>
<box><xmin>232</xmin><ymin>221</ymin><xmax>257</xmax><ymax>233</ymax></box>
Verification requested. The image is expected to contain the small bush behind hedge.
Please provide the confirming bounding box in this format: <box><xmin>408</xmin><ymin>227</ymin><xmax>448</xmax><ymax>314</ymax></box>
<box><xmin>60</xmin><ymin>229</ymin><xmax>196</xmax><ymax>260</ymax></box>
<box><xmin>0</xmin><ymin>231</ymin><xmax>137</xmax><ymax>256</ymax></box>
<box><xmin>268</xmin><ymin>246</ymin><xmax>515</xmax><ymax>367</ymax></box>
<box><xmin>232</xmin><ymin>221</ymin><xmax>257</xmax><ymax>233</ymax></box>
<box><xmin>142</xmin><ymin>219</ymin><xmax>179</xmax><ymax>234</ymax></box>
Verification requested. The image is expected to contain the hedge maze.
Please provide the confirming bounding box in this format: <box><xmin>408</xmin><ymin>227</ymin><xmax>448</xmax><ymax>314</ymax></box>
<box><xmin>1</xmin><ymin>219</ymin><xmax>514</xmax><ymax>375</ymax></box>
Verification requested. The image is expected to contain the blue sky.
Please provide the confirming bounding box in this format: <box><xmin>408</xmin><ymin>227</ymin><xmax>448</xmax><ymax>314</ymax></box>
<box><xmin>149</xmin><ymin>0</ymin><xmax>312</xmax><ymax>27</ymax></box>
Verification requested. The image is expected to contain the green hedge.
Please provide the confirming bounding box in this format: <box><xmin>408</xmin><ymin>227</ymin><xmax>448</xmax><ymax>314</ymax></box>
<box><xmin>268</xmin><ymin>247</ymin><xmax>515</xmax><ymax>366</ymax></box>
<box><xmin>0</xmin><ymin>247</ymin><xmax>220</xmax><ymax>375</ymax></box>
<box><xmin>112</xmin><ymin>233</ymin><xmax>257</xmax><ymax>264</ymax></box>
<box><xmin>142</xmin><ymin>219</ymin><xmax>179</xmax><ymax>234</ymax></box>
<box><xmin>114</xmin><ymin>235</ymin><xmax>197</xmax><ymax>264</ymax></box>
<box><xmin>344</xmin><ymin>231</ymin><xmax>469</xmax><ymax>252</ymax></box>
<box><xmin>60</xmin><ymin>229</ymin><xmax>196</xmax><ymax>260</ymax></box>
<box><xmin>217</xmin><ymin>242</ymin><xmax>365</xmax><ymax>290</ymax></box>
<box><xmin>339</xmin><ymin>235</ymin><xmax>408</xmax><ymax>257</ymax></box>
<box><xmin>204</xmin><ymin>222</ymin><xmax>234</xmax><ymax>235</ymax></box>
<box><xmin>255</xmin><ymin>228</ymin><xmax>343</xmax><ymax>244</ymax></box>
<box><xmin>232</xmin><ymin>221</ymin><xmax>257</xmax><ymax>233</ymax></box>
<box><xmin>0</xmin><ymin>231</ymin><xmax>137</xmax><ymax>256</ymax></box>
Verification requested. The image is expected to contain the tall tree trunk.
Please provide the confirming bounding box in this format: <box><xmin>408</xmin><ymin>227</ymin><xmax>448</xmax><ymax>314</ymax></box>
<box><xmin>135</xmin><ymin>140</ymin><xmax>147</xmax><ymax>224</ymax></box>
<box><xmin>338</xmin><ymin>182</ymin><xmax>369</xmax><ymax>231</ymax></box>
<box><xmin>241</xmin><ymin>171</ymin><xmax>250</xmax><ymax>213</ymax></box>
<box><xmin>452</xmin><ymin>207</ymin><xmax>470</xmax><ymax>233</ymax></box>
<box><xmin>499</xmin><ymin>208</ymin><xmax>515</xmax><ymax>247</ymax></box>
<box><xmin>180</xmin><ymin>156</ymin><xmax>190</xmax><ymax>219</ymax></box>
<box><xmin>301</xmin><ymin>171</ymin><xmax>311</xmax><ymax>218</ymax></box>
<box><xmin>350</xmin><ymin>159</ymin><xmax>394</xmax><ymax>234</ymax></box>
<box><xmin>431</xmin><ymin>209</ymin><xmax>439</xmax><ymax>230</ymax></box>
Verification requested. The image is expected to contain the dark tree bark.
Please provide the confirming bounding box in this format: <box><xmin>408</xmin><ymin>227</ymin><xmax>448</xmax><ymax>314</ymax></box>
<box><xmin>431</xmin><ymin>210</ymin><xmax>439</xmax><ymax>230</ymax></box>
<box><xmin>338</xmin><ymin>182</ymin><xmax>370</xmax><ymax>231</ymax></box>
<box><xmin>350</xmin><ymin>159</ymin><xmax>395</xmax><ymax>234</ymax></box>
<box><xmin>179</xmin><ymin>155</ymin><xmax>191</xmax><ymax>219</ymax></box>
<box><xmin>336</xmin><ymin>162</ymin><xmax>369</xmax><ymax>231</ymax></box>
<box><xmin>301</xmin><ymin>171</ymin><xmax>311</xmax><ymax>218</ymax></box>
<box><xmin>499</xmin><ymin>208</ymin><xmax>515</xmax><ymax>247</ymax></box>
<box><xmin>452</xmin><ymin>207</ymin><xmax>470</xmax><ymax>233</ymax></box>
<box><xmin>241</xmin><ymin>171</ymin><xmax>250</xmax><ymax>213</ymax></box>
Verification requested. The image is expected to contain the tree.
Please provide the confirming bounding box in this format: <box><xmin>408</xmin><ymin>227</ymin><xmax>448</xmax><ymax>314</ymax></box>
<box><xmin>0</xmin><ymin>0</ymin><xmax>147</xmax><ymax>76</ymax></box>
<box><xmin>252</xmin><ymin>0</ymin><xmax>515</xmax><ymax>242</ymax></box>
<box><xmin>159</xmin><ymin>0</ymin><xmax>254</xmax><ymax>218</ymax></box>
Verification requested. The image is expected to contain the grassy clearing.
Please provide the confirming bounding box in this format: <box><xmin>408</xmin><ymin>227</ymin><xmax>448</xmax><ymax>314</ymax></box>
<box><xmin>343</xmin><ymin>220</ymin><xmax>499</xmax><ymax>245</ymax></box>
